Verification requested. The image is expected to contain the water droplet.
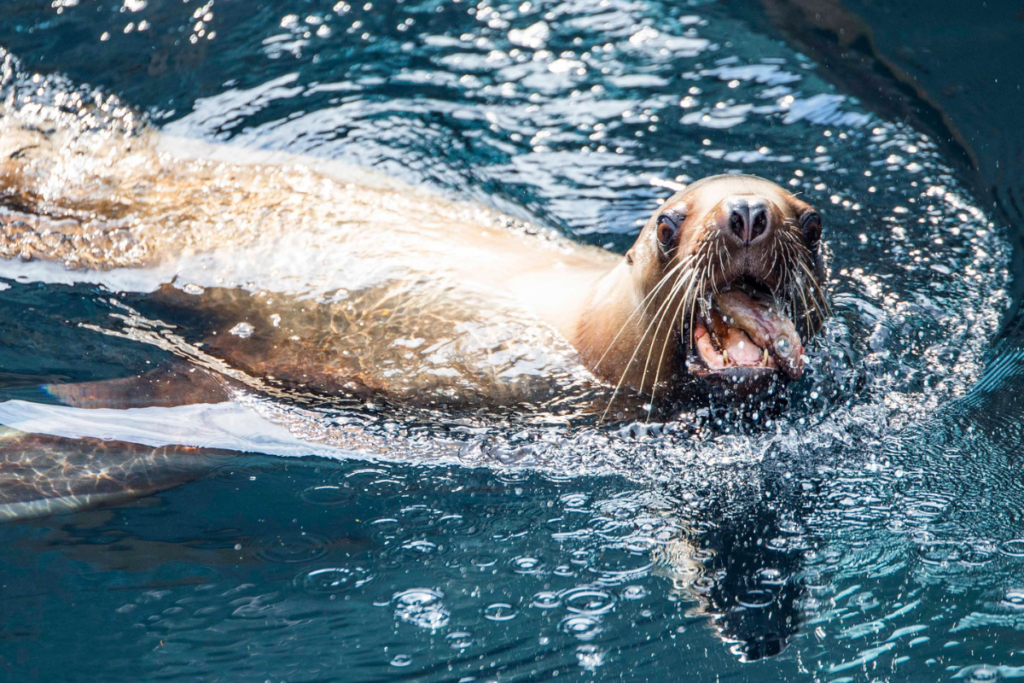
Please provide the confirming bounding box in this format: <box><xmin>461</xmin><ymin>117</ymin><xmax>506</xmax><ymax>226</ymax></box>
<box><xmin>229</xmin><ymin>322</ymin><xmax>254</xmax><ymax>338</ymax></box>
<box><xmin>576</xmin><ymin>644</ymin><xmax>605</xmax><ymax>670</ymax></box>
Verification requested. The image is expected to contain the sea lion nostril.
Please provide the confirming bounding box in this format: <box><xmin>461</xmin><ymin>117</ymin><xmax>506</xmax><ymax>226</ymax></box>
<box><xmin>729</xmin><ymin>210</ymin><xmax>746</xmax><ymax>238</ymax></box>
<box><xmin>751</xmin><ymin>210</ymin><xmax>768</xmax><ymax>240</ymax></box>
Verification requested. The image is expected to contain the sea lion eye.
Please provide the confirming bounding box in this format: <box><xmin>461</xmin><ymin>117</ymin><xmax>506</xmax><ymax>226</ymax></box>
<box><xmin>656</xmin><ymin>209</ymin><xmax>685</xmax><ymax>258</ymax></box>
<box><xmin>800</xmin><ymin>210</ymin><xmax>822</xmax><ymax>253</ymax></box>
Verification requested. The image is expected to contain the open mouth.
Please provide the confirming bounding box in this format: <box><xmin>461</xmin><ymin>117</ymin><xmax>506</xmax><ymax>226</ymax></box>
<box><xmin>685</xmin><ymin>279</ymin><xmax>805</xmax><ymax>382</ymax></box>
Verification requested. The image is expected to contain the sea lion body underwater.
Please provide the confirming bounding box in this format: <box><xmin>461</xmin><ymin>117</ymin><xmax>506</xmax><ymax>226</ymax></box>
<box><xmin>0</xmin><ymin>107</ymin><xmax>828</xmax><ymax>418</ymax></box>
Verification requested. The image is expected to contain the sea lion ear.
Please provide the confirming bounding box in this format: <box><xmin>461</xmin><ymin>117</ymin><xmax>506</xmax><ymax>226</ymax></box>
<box><xmin>655</xmin><ymin>208</ymin><xmax>686</xmax><ymax>259</ymax></box>
<box><xmin>799</xmin><ymin>210</ymin><xmax>822</xmax><ymax>254</ymax></box>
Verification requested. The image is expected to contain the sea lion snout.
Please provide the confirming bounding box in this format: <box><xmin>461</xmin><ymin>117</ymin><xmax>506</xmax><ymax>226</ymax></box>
<box><xmin>719</xmin><ymin>195</ymin><xmax>771</xmax><ymax>246</ymax></box>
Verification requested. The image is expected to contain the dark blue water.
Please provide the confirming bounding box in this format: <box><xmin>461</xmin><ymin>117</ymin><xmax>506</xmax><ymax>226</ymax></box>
<box><xmin>0</xmin><ymin>0</ymin><xmax>1023</xmax><ymax>681</ymax></box>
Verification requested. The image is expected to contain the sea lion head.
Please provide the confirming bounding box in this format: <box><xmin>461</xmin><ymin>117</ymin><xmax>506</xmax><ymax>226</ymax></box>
<box><xmin>587</xmin><ymin>174</ymin><xmax>828</xmax><ymax>397</ymax></box>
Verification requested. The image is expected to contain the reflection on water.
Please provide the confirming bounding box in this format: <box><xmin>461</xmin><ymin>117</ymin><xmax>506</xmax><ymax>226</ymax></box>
<box><xmin>0</xmin><ymin>0</ymin><xmax>1020</xmax><ymax>681</ymax></box>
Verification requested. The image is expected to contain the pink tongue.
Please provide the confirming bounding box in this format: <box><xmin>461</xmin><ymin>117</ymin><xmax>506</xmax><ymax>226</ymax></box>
<box><xmin>695</xmin><ymin>289</ymin><xmax>804</xmax><ymax>379</ymax></box>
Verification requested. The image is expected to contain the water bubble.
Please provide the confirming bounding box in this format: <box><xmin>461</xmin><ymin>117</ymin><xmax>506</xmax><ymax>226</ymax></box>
<box><xmin>401</xmin><ymin>539</ymin><xmax>439</xmax><ymax>555</ymax></box>
<box><xmin>774</xmin><ymin>336</ymin><xmax>792</xmax><ymax>356</ymax></box>
<box><xmin>754</xmin><ymin>568</ymin><xmax>785</xmax><ymax>585</ymax></box>
<box><xmin>530</xmin><ymin>591</ymin><xmax>561</xmax><ymax>609</ymax></box>
<box><xmin>998</xmin><ymin>540</ymin><xmax>1024</xmax><ymax>557</ymax></box>
<box><xmin>483</xmin><ymin>603</ymin><xmax>517</xmax><ymax>621</ymax></box>
<box><xmin>560</xmin><ymin>615</ymin><xmax>603</xmax><ymax>640</ymax></box>
<box><xmin>511</xmin><ymin>556</ymin><xmax>545</xmax><ymax>574</ymax></box>
<box><xmin>562</xmin><ymin>493</ymin><xmax>589</xmax><ymax>508</ymax></box>
<box><xmin>446</xmin><ymin>631</ymin><xmax>474</xmax><ymax>650</ymax></box>
<box><xmin>229</xmin><ymin>322</ymin><xmax>255</xmax><ymax>338</ymax></box>
<box><xmin>1002</xmin><ymin>589</ymin><xmax>1024</xmax><ymax>609</ymax></box>
<box><xmin>299</xmin><ymin>485</ymin><xmax>354</xmax><ymax>506</ymax></box>
<box><xmin>621</xmin><ymin>585</ymin><xmax>647</xmax><ymax>601</ymax></box>
<box><xmin>255</xmin><ymin>533</ymin><xmax>329</xmax><ymax>564</ymax></box>
<box><xmin>576</xmin><ymin>644</ymin><xmax>605</xmax><ymax>670</ymax></box>
<box><xmin>393</xmin><ymin>589</ymin><xmax>449</xmax><ymax>630</ymax></box>
<box><xmin>563</xmin><ymin>587</ymin><xmax>616</xmax><ymax>615</ymax></box>
<box><xmin>964</xmin><ymin>666</ymin><xmax>1001</xmax><ymax>682</ymax></box>
<box><xmin>390</xmin><ymin>654</ymin><xmax>413</xmax><ymax>668</ymax></box>
<box><xmin>737</xmin><ymin>589</ymin><xmax>775</xmax><ymax>609</ymax></box>
<box><xmin>298</xmin><ymin>566</ymin><xmax>373</xmax><ymax>594</ymax></box>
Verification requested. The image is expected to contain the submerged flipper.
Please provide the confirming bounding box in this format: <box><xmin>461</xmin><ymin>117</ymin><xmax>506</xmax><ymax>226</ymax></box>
<box><xmin>0</xmin><ymin>428</ymin><xmax>233</xmax><ymax>520</ymax></box>
<box><xmin>0</xmin><ymin>398</ymin><xmax>361</xmax><ymax>521</ymax></box>
<box><xmin>0</xmin><ymin>366</ymin><xmax>233</xmax><ymax>519</ymax></box>
<box><xmin>44</xmin><ymin>365</ymin><xmax>232</xmax><ymax>409</ymax></box>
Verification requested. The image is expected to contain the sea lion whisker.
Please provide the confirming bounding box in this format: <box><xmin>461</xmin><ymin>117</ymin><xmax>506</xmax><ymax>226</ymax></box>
<box><xmin>592</xmin><ymin>259</ymin><xmax>687</xmax><ymax>372</ymax></box>
<box><xmin>637</xmin><ymin>271</ymin><xmax>692</xmax><ymax>408</ymax></box>
<box><xmin>793</xmin><ymin>253</ymin><xmax>830</xmax><ymax>319</ymax></box>
<box><xmin>601</xmin><ymin>261</ymin><xmax>695</xmax><ymax>420</ymax></box>
<box><xmin>630</xmin><ymin>258</ymin><xmax>699</xmax><ymax>395</ymax></box>
<box><xmin>647</xmin><ymin>284</ymin><xmax>694</xmax><ymax>419</ymax></box>
<box><xmin>681</xmin><ymin>242</ymin><xmax>713</xmax><ymax>344</ymax></box>
<box><xmin>715</xmin><ymin>239</ymin><xmax>727</xmax><ymax>283</ymax></box>
<box><xmin>602</xmin><ymin>237</ymin><xmax>717</xmax><ymax>419</ymax></box>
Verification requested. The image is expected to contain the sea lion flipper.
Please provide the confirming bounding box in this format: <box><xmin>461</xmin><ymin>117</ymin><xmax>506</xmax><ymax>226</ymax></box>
<box><xmin>44</xmin><ymin>365</ymin><xmax>232</xmax><ymax>410</ymax></box>
<box><xmin>0</xmin><ymin>427</ymin><xmax>233</xmax><ymax>520</ymax></box>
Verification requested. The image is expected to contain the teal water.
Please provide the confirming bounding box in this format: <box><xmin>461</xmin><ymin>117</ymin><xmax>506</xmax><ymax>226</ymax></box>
<box><xmin>1</xmin><ymin>0</ymin><xmax>1023</xmax><ymax>681</ymax></box>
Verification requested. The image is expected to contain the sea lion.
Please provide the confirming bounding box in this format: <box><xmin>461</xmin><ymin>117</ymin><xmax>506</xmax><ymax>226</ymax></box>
<box><xmin>0</xmin><ymin>104</ymin><xmax>827</xmax><ymax>416</ymax></box>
